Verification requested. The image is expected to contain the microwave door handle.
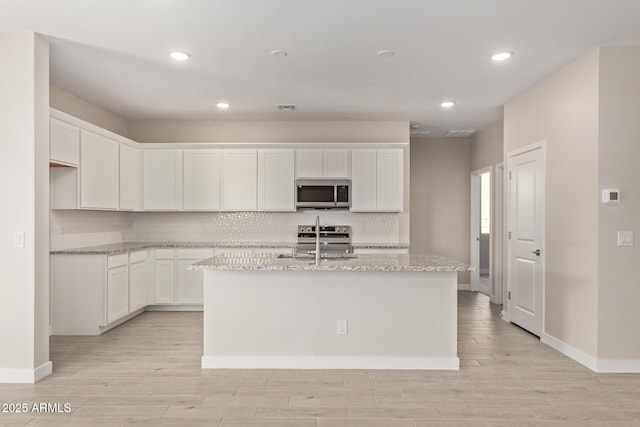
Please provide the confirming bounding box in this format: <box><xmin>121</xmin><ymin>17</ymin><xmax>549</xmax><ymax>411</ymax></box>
<box><xmin>334</xmin><ymin>185</ymin><xmax>337</xmax><ymax>206</ymax></box>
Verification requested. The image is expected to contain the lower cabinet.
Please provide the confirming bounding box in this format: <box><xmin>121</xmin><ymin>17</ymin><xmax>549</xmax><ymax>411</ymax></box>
<box><xmin>51</xmin><ymin>251</ymin><xmax>148</xmax><ymax>336</ymax></box>
<box><xmin>129</xmin><ymin>251</ymin><xmax>148</xmax><ymax>312</ymax></box>
<box><xmin>150</xmin><ymin>247</ymin><xmax>293</xmax><ymax>308</ymax></box>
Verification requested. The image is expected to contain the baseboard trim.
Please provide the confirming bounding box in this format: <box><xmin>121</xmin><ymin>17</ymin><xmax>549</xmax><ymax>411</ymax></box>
<box><xmin>0</xmin><ymin>361</ymin><xmax>52</xmax><ymax>384</ymax></box>
<box><xmin>541</xmin><ymin>333</ymin><xmax>598</xmax><ymax>371</ymax></box>
<box><xmin>458</xmin><ymin>283</ymin><xmax>471</xmax><ymax>291</ymax></box>
<box><xmin>596</xmin><ymin>359</ymin><xmax>640</xmax><ymax>373</ymax></box>
<box><xmin>202</xmin><ymin>356</ymin><xmax>459</xmax><ymax>371</ymax></box>
<box><xmin>146</xmin><ymin>305</ymin><xmax>204</xmax><ymax>312</ymax></box>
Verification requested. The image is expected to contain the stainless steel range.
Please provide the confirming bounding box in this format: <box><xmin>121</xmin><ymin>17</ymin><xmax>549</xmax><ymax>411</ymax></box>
<box><xmin>296</xmin><ymin>224</ymin><xmax>352</xmax><ymax>255</ymax></box>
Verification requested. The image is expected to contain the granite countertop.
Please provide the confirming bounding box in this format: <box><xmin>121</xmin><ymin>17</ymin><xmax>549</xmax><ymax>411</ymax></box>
<box><xmin>50</xmin><ymin>242</ymin><xmax>410</xmax><ymax>255</ymax></box>
<box><xmin>50</xmin><ymin>242</ymin><xmax>297</xmax><ymax>255</ymax></box>
<box><xmin>190</xmin><ymin>253</ymin><xmax>471</xmax><ymax>272</ymax></box>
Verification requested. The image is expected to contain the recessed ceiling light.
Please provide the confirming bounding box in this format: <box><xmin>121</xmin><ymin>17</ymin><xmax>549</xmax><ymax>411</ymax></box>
<box><xmin>491</xmin><ymin>51</ymin><xmax>513</xmax><ymax>61</ymax></box>
<box><xmin>377</xmin><ymin>50</ymin><xmax>395</xmax><ymax>57</ymax></box>
<box><xmin>170</xmin><ymin>51</ymin><xmax>191</xmax><ymax>61</ymax></box>
<box><xmin>271</xmin><ymin>50</ymin><xmax>288</xmax><ymax>57</ymax></box>
<box><xmin>440</xmin><ymin>100</ymin><xmax>456</xmax><ymax>109</ymax></box>
<box><xmin>216</xmin><ymin>102</ymin><xmax>230</xmax><ymax>109</ymax></box>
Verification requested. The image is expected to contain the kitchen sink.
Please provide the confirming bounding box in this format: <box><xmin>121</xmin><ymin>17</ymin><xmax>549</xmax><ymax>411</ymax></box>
<box><xmin>277</xmin><ymin>253</ymin><xmax>357</xmax><ymax>260</ymax></box>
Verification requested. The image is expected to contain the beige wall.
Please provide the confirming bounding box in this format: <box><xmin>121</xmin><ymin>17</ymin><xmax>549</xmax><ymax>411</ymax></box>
<box><xmin>50</xmin><ymin>85</ymin><xmax>129</xmax><ymax>136</ymax></box>
<box><xmin>0</xmin><ymin>33</ymin><xmax>50</xmax><ymax>380</ymax></box>
<box><xmin>504</xmin><ymin>49</ymin><xmax>600</xmax><ymax>357</ymax></box>
<box><xmin>410</xmin><ymin>137</ymin><xmax>470</xmax><ymax>284</ymax></box>
<box><xmin>597</xmin><ymin>46</ymin><xmax>640</xmax><ymax>360</ymax></box>
<box><xmin>128</xmin><ymin>120</ymin><xmax>408</xmax><ymax>144</ymax></box>
<box><xmin>470</xmin><ymin>118</ymin><xmax>503</xmax><ymax>172</ymax></box>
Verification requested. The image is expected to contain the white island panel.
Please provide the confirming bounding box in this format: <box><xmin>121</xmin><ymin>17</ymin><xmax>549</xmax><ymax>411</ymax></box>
<box><xmin>202</xmin><ymin>268</ymin><xmax>458</xmax><ymax>370</ymax></box>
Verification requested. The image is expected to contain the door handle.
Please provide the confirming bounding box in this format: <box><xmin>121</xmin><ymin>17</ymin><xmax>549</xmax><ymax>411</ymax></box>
<box><xmin>531</xmin><ymin>249</ymin><xmax>541</xmax><ymax>256</ymax></box>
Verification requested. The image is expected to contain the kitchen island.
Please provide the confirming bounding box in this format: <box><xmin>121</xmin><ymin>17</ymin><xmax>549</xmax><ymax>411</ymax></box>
<box><xmin>191</xmin><ymin>253</ymin><xmax>471</xmax><ymax>370</ymax></box>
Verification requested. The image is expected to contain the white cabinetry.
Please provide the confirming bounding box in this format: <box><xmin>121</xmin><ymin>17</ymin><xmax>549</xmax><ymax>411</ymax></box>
<box><xmin>183</xmin><ymin>150</ymin><xmax>221</xmax><ymax>210</ymax></box>
<box><xmin>177</xmin><ymin>249</ymin><xmax>214</xmax><ymax>304</ymax></box>
<box><xmin>128</xmin><ymin>251</ymin><xmax>148</xmax><ymax>312</ymax></box>
<box><xmin>154</xmin><ymin>249</ymin><xmax>176</xmax><ymax>304</ymax></box>
<box><xmin>80</xmin><ymin>130</ymin><xmax>120</xmax><ymax>209</ymax></box>
<box><xmin>51</xmin><ymin>252</ymin><xmax>148</xmax><ymax>336</ymax></box>
<box><xmin>144</xmin><ymin>150</ymin><xmax>183</xmax><ymax>210</ymax></box>
<box><xmin>119</xmin><ymin>144</ymin><xmax>143</xmax><ymax>210</ymax></box>
<box><xmin>351</xmin><ymin>149</ymin><xmax>377</xmax><ymax>211</ymax></box>
<box><xmin>222</xmin><ymin>149</ymin><xmax>257</xmax><ymax>210</ymax></box>
<box><xmin>258</xmin><ymin>149</ymin><xmax>295</xmax><ymax>211</ymax></box>
<box><xmin>296</xmin><ymin>149</ymin><xmax>349</xmax><ymax>178</ymax></box>
<box><xmin>351</xmin><ymin>148</ymin><xmax>403</xmax><ymax>212</ymax></box>
<box><xmin>106</xmin><ymin>254</ymin><xmax>129</xmax><ymax>324</ymax></box>
<box><xmin>50</xmin><ymin>118</ymin><xmax>79</xmax><ymax>166</ymax></box>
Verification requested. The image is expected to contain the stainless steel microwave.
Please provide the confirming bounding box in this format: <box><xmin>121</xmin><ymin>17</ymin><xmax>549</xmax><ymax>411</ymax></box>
<box><xmin>295</xmin><ymin>179</ymin><xmax>351</xmax><ymax>209</ymax></box>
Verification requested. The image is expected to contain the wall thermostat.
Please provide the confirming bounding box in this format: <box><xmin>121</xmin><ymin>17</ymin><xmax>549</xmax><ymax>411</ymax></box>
<box><xmin>602</xmin><ymin>189</ymin><xmax>620</xmax><ymax>206</ymax></box>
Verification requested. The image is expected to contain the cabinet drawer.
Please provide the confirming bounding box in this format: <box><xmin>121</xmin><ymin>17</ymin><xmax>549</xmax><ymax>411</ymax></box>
<box><xmin>129</xmin><ymin>250</ymin><xmax>147</xmax><ymax>264</ymax></box>
<box><xmin>155</xmin><ymin>249</ymin><xmax>175</xmax><ymax>260</ymax></box>
<box><xmin>107</xmin><ymin>253</ymin><xmax>129</xmax><ymax>269</ymax></box>
<box><xmin>177</xmin><ymin>248</ymin><xmax>214</xmax><ymax>260</ymax></box>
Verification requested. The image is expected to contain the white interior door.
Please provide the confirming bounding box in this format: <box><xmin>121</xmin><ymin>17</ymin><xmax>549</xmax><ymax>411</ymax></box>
<box><xmin>508</xmin><ymin>144</ymin><xmax>545</xmax><ymax>336</ymax></box>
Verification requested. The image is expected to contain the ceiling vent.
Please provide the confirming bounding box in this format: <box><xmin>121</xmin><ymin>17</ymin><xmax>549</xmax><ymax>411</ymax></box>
<box><xmin>277</xmin><ymin>104</ymin><xmax>296</xmax><ymax>111</ymax></box>
<box><xmin>443</xmin><ymin>129</ymin><xmax>476</xmax><ymax>138</ymax></box>
<box><xmin>410</xmin><ymin>130</ymin><xmax>431</xmax><ymax>138</ymax></box>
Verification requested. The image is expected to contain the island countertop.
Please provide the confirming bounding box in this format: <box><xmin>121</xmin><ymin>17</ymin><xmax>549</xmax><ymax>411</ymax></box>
<box><xmin>190</xmin><ymin>252</ymin><xmax>471</xmax><ymax>272</ymax></box>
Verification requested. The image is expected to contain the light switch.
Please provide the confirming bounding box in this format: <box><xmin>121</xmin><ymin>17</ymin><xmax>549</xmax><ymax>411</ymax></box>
<box><xmin>617</xmin><ymin>231</ymin><xmax>634</xmax><ymax>247</ymax></box>
<box><xmin>13</xmin><ymin>232</ymin><xmax>25</xmax><ymax>248</ymax></box>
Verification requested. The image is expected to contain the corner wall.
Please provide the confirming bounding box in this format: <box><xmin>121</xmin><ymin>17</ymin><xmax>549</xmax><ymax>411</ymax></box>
<box><xmin>597</xmin><ymin>46</ymin><xmax>640</xmax><ymax>363</ymax></box>
<box><xmin>0</xmin><ymin>33</ymin><xmax>50</xmax><ymax>383</ymax></box>
<box><xmin>410</xmin><ymin>137</ymin><xmax>470</xmax><ymax>284</ymax></box>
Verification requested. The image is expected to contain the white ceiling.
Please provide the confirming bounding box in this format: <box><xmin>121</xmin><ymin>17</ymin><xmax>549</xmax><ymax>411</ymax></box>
<box><xmin>3</xmin><ymin>0</ymin><xmax>640</xmax><ymax>137</ymax></box>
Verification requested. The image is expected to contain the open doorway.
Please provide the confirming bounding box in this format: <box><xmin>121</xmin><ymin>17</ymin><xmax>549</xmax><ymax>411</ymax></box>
<box><xmin>471</xmin><ymin>166</ymin><xmax>503</xmax><ymax>304</ymax></box>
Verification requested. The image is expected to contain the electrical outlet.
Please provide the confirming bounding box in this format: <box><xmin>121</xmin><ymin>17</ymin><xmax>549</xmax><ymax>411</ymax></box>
<box><xmin>13</xmin><ymin>232</ymin><xmax>25</xmax><ymax>248</ymax></box>
<box><xmin>337</xmin><ymin>320</ymin><xmax>348</xmax><ymax>335</ymax></box>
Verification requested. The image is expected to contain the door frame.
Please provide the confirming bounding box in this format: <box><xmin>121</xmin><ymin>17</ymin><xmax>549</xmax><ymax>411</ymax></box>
<box><xmin>493</xmin><ymin>163</ymin><xmax>504</xmax><ymax>306</ymax></box>
<box><xmin>506</xmin><ymin>140</ymin><xmax>546</xmax><ymax>334</ymax></box>
<box><xmin>470</xmin><ymin>166</ymin><xmax>492</xmax><ymax>293</ymax></box>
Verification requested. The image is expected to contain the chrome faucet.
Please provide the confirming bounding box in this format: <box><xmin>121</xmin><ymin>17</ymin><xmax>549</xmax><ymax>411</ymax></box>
<box><xmin>315</xmin><ymin>215</ymin><xmax>321</xmax><ymax>264</ymax></box>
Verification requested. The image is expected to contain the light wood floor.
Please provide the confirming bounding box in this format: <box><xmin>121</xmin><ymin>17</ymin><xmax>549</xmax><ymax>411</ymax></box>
<box><xmin>1</xmin><ymin>291</ymin><xmax>639</xmax><ymax>426</ymax></box>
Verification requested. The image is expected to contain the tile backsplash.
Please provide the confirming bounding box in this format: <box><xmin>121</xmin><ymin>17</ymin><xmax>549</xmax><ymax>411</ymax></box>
<box><xmin>51</xmin><ymin>210</ymin><xmax>401</xmax><ymax>249</ymax></box>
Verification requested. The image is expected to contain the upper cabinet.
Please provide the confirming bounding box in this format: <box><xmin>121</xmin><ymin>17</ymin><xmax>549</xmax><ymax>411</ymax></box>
<box><xmin>50</xmin><ymin>118</ymin><xmax>79</xmax><ymax>166</ymax></box>
<box><xmin>80</xmin><ymin>130</ymin><xmax>119</xmax><ymax>210</ymax></box>
<box><xmin>144</xmin><ymin>150</ymin><xmax>183</xmax><ymax>210</ymax></box>
<box><xmin>222</xmin><ymin>149</ymin><xmax>257</xmax><ymax>211</ymax></box>
<box><xmin>119</xmin><ymin>144</ymin><xmax>143</xmax><ymax>211</ymax></box>
<box><xmin>258</xmin><ymin>149</ymin><xmax>295</xmax><ymax>211</ymax></box>
<box><xmin>183</xmin><ymin>150</ymin><xmax>221</xmax><ymax>210</ymax></box>
<box><xmin>296</xmin><ymin>149</ymin><xmax>349</xmax><ymax>178</ymax></box>
<box><xmin>351</xmin><ymin>148</ymin><xmax>403</xmax><ymax>212</ymax></box>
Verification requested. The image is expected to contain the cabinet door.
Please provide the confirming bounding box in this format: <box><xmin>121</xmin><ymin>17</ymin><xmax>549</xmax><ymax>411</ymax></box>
<box><xmin>50</xmin><ymin>118</ymin><xmax>79</xmax><ymax>166</ymax></box>
<box><xmin>350</xmin><ymin>149</ymin><xmax>377</xmax><ymax>211</ymax></box>
<box><xmin>376</xmin><ymin>149</ymin><xmax>404</xmax><ymax>212</ymax></box>
<box><xmin>183</xmin><ymin>150</ymin><xmax>221</xmax><ymax>210</ymax></box>
<box><xmin>129</xmin><ymin>261</ymin><xmax>148</xmax><ymax>312</ymax></box>
<box><xmin>177</xmin><ymin>259</ymin><xmax>205</xmax><ymax>304</ymax></box>
<box><xmin>106</xmin><ymin>265</ymin><xmax>129</xmax><ymax>324</ymax></box>
<box><xmin>154</xmin><ymin>259</ymin><xmax>175</xmax><ymax>304</ymax></box>
<box><xmin>79</xmin><ymin>131</ymin><xmax>119</xmax><ymax>210</ymax></box>
<box><xmin>222</xmin><ymin>149</ymin><xmax>257</xmax><ymax>210</ymax></box>
<box><xmin>100</xmin><ymin>137</ymin><xmax>120</xmax><ymax>210</ymax></box>
<box><xmin>323</xmin><ymin>149</ymin><xmax>349</xmax><ymax>178</ymax></box>
<box><xmin>144</xmin><ymin>150</ymin><xmax>183</xmax><ymax>210</ymax></box>
<box><xmin>119</xmin><ymin>144</ymin><xmax>142</xmax><ymax>210</ymax></box>
<box><xmin>295</xmin><ymin>149</ymin><xmax>323</xmax><ymax>178</ymax></box>
<box><xmin>79</xmin><ymin>130</ymin><xmax>102</xmax><ymax>209</ymax></box>
<box><xmin>258</xmin><ymin>149</ymin><xmax>295</xmax><ymax>211</ymax></box>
